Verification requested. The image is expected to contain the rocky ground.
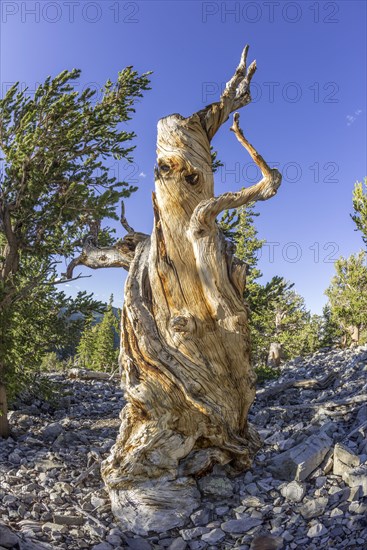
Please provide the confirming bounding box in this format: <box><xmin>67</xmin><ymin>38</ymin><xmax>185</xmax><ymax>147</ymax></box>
<box><xmin>1</xmin><ymin>346</ymin><xmax>367</xmax><ymax>550</ymax></box>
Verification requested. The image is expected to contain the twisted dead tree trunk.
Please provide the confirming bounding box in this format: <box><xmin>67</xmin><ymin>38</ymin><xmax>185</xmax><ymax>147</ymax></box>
<box><xmin>68</xmin><ymin>45</ymin><xmax>282</xmax><ymax>534</ymax></box>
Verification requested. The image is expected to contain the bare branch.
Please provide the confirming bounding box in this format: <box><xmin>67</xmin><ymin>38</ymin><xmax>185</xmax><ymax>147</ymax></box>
<box><xmin>230</xmin><ymin>112</ymin><xmax>273</xmax><ymax>177</ymax></box>
<box><xmin>120</xmin><ymin>200</ymin><xmax>134</xmax><ymax>233</ymax></box>
<box><xmin>191</xmin><ymin>113</ymin><xmax>281</xmax><ymax>232</ymax></box>
<box><xmin>222</xmin><ymin>45</ymin><xmax>257</xmax><ymax>111</ymax></box>
<box><xmin>197</xmin><ymin>44</ymin><xmax>257</xmax><ymax>141</ymax></box>
<box><xmin>53</xmin><ymin>273</ymin><xmax>92</xmax><ymax>285</ymax></box>
<box><xmin>64</xmin><ymin>232</ymin><xmax>149</xmax><ymax>279</ymax></box>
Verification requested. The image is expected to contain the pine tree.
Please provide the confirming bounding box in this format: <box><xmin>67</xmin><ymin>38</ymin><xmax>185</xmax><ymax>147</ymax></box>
<box><xmin>76</xmin><ymin>314</ymin><xmax>97</xmax><ymax>368</ymax></box>
<box><xmin>0</xmin><ymin>260</ymin><xmax>102</xmax><ymax>436</ymax></box>
<box><xmin>220</xmin><ymin>206</ymin><xmax>319</xmax><ymax>365</ymax></box>
<box><xmin>296</xmin><ymin>314</ymin><xmax>324</xmax><ymax>355</ymax></box>
<box><xmin>325</xmin><ymin>251</ymin><xmax>367</xmax><ymax>346</ymax></box>
<box><xmin>93</xmin><ymin>295</ymin><xmax>119</xmax><ymax>372</ymax></box>
<box><xmin>219</xmin><ymin>202</ymin><xmax>264</xmax><ymax>284</ymax></box>
<box><xmin>76</xmin><ymin>296</ymin><xmax>120</xmax><ymax>372</ymax></box>
<box><xmin>0</xmin><ymin>67</ymin><xmax>150</xmax><ymax>435</ymax></box>
<box><xmin>352</xmin><ymin>177</ymin><xmax>367</xmax><ymax>247</ymax></box>
<box><xmin>320</xmin><ymin>304</ymin><xmax>343</xmax><ymax>347</ymax></box>
<box><xmin>249</xmin><ymin>277</ymin><xmax>312</xmax><ymax>364</ymax></box>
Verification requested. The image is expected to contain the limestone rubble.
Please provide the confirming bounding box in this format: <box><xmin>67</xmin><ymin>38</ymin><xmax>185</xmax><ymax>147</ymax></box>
<box><xmin>0</xmin><ymin>345</ymin><xmax>366</xmax><ymax>549</ymax></box>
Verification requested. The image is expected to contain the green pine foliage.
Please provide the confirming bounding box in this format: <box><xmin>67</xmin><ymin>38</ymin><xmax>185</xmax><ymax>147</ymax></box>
<box><xmin>0</xmin><ymin>67</ymin><xmax>150</xmax><ymax>416</ymax></box>
<box><xmin>1</xmin><ymin>260</ymin><xmax>103</xmax><ymax>403</ymax></box>
<box><xmin>249</xmin><ymin>277</ymin><xmax>323</xmax><ymax>364</ymax></box>
<box><xmin>40</xmin><ymin>352</ymin><xmax>64</xmax><ymax>372</ymax></box>
<box><xmin>352</xmin><ymin>177</ymin><xmax>367</xmax><ymax>247</ymax></box>
<box><xmin>325</xmin><ymin>251</ymin><xmax>367</xmax><ymax>346</ymax></box>
<box><xmin>219</xmin><ymin>202</ymin><xmax>264</xmax><ymax>284</ymax></box>
<box><xmin>210</xmin><ymin>147</ymin><xmax>223</xmax><ymax>173</ymax></box>
<box><xmin>76</xmin><ymin>296</ymin><xmax>119</xmax><ymax>372</ymax></box>
<box><xmin>76</xmin><ymin>314</ymin><xmax>97</xmax><ymax>369</ymax></box>
<box><xmin>94</xmin><ymin>296</ymin><xmax>119</xmax><ymax>372</ymax></box>
<box><xmin>319</xmin><ymin>304</ymin><xmax>343</xmax><ymax>347</ymax></box>
<box><xmin>220</xmin><ymin>205</ymin><xmax>323</xmax><ymax>366</ymax></box>
<box><xmin>0</xmin><ymin>67</ymin><xmax>151</xmax><ymax>299</ymax></box>
<box><xmin>254</xmin><ymin>365</ymin><xmax>281</xmax><ymax>383</ymax></box>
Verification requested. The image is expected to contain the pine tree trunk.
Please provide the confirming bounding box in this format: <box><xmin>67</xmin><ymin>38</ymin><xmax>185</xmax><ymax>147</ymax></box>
<box><xmin>0</xmin><ymin>383</ymin><xmax>10</xmax><ymax>438</ymax></box>
<box><xmin>70</xmin><ymin>46</ymin><xmax>282</xmax><ymax>534</ymax></box>
<box><xmin>348</xmin><ymin>325</ymin><xmax>360</xmax><ymax>346</ymax></box>
<box><xmin>267</xmin><ymin>342</ymin><xmax>283</xmax><ymax>367</ymax></box>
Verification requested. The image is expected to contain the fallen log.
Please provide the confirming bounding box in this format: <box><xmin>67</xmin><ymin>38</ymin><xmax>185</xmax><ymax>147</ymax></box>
<box><xmin>257</xmin><ymin>371</ymin><xmax>338</xmax><ymax>399</ymax></box>
<box><xmin>267</xmin><ymin>393</ymin><xmax>367</xmax><ymax>411</ymax></box>
<box><xmin>68</xmin><ymin>368</ymin><xmax>119</xmax><ymax>381</ymax></box>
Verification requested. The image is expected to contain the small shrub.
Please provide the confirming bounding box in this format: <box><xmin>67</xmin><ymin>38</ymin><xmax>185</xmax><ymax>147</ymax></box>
<box><xmin>40</xmin><ymin>352</ymin><xmax>64</xmax><ymax>372</ymax></box>
<box><xmin>255</xmin><ymin>365</ymin><xmax>281</xmax><ymax>384</ymax></box>
<box><xmin>11</xmin><ymin>373</ymin><xmax>65</xmax><ymax>410</ymax></box>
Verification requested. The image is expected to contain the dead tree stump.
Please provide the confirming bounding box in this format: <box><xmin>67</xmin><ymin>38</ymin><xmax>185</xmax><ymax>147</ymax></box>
<box><xmin>68</xmin><ymin>45</ymin><xmax>282</xmax><ymax>534</ymax></box>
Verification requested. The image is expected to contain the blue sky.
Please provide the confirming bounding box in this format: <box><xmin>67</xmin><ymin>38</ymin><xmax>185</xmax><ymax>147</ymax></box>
<box><xmin>1</xmin><ymin>0</ymin><xmax>366</xmax><ymax>313</ymax></box>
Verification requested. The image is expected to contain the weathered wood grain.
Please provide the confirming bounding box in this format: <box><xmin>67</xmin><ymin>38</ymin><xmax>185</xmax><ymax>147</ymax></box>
<box><xmin>96</xmin><ymin>45</ymin><xmax>282</xmax><ymax>533</ymax></box>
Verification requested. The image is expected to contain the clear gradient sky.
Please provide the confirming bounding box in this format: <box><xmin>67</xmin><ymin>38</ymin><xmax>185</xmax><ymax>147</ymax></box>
<box><xmin>1</xmin><ymin>0</ymin><xmax>366</xmax><ymax>313</ymax></box>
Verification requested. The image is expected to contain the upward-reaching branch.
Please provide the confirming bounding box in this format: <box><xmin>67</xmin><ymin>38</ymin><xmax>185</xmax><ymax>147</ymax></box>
<box><xmin>120</xmin><ymin>200</ymin><xmax>135</xmax><ymax>234</ymax></box>
<box><xmin>191</xmin><ymin>113</ymin><xmax>281</xmax><ymax>232</ymax></box>
<box><xmin>197</xmin><ymin>45</ymin><xmax>257</xmax><ymax>141</ymax></box>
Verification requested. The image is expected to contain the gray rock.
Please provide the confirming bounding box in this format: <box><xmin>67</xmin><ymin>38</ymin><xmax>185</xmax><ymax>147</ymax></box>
<box><xmin>282</xmin><ymin>530</ymin><xmax>293</xmax><ymax>542</ymax></box>
<box><xmin>221</xmin><ymin>517</ymin><xmax>263</xmax><ymax>534</ymax></box>
<box><xmin>345</xmin><ymin>484</ymin><xmax>361</xmax><ymax>502</ymax></box>
<box><xmin>53</xmin><ymin>514</ymin><xmax>84</xmax><ymax>525</ymax></box>
<box><xmin>17</xmin><ymin>539</ymin><xmax>53</xmax><ymax>550</ymax></box>
<box><xmin>180</xmin><ymin>527</ymin><xmax>210</xmax><ymax>541</ymax></box>
<box><xmin>198</xmin><ymin>476</ymin><xmax>234</xmax><ymax>498</ymax></box>
<box><xmin>201</xmin><ymin>528</ymin><xmax>225</xmax><ymax>544</ymax></box>
<box><xmin>307</xmin><ymin>522</ymin><xmax>327</xmax><ymax>538</ymax></box>
<box><xmin>168</xmin><ymin>538</ymin><xmax>187</xmax><ymax>550</ymax></box>
<box><xmin>42</xmin><ymin>522</ymin><xmax>68</xmax><ymax>534</ymax></box>
<box><xmin>109</xmin><ymin>528</ymin><xmax>122</xmax><ymax>536</ymax></box>
<box><xmin>331</xmin><ymin>526</ymin><xmax>350</xmax><ymax>539</ymax></box>
<box><xmin>0</xmin><ymin>522</ymin><xmax>20</xmax><ymax>548</ymax></box>
<box><xmin>241</xmin><ymin>495</ymin><xmax>263</xmax><ymax>508</ymax></box>
<box><xmin>268</xmin><ymin>431</ymin><xmax>332</xmax><ymax>481</ymax></box>
<box><xmin>215</xmin><ymin>505</ymin><xmax>229</xmax><ymax>516</ymax></box>
<box><xmin>330</xmin><ymin>507</ymin><xmax>343</xmax><ymax>517</ymax></box>
<box><xmin>90</xmin><ymin>495</ymin><xmax>107</xmax><ymax>508</ymax></box>
<box><xmin>2</xmin><ymin>346</ymin><xmax>367</xmax><ymax>550</ymax></box>
<box><xmin>300</xmin><ymin>497</ymin><xmax>328</xmax><ymax>519</ymax></box>
<box><xmin>2</xmin><ymin>495</ymin><xmax>17</xmax><ymax>505</ymax></box>
<box><xmin>343</xmin><ymin>464</ymin><xmax>367</xmax><ymax>496</ymax></box>
<box><xmin>53</xmin><ymin>481</ymin><xmax>73</xmax><ymax>495</ymax></box>
<box><xmin>35</xmin><ymin>459</ymin><xmax>63</xmax><ymax>472</ymax></box>
<box><xmin>253</xmin><ymin>410</ymin><xmax>270</xmax><ymax>427</ymax></box>
<box><xmin>280</xmin><ymin>481</ymin><xmax>305</xmax><ymax>502</ymax></box>
<box><xmin>333</xmin><ymin>443</ymin><xmax>360</xmax><ymax>476</ymax></box>
<box><xmin>91</xmin><ymin>544</ymin><xmax>114</xmax><ymax>550</ymax></box>
<box><xmin>244</xmin><ymin>471</ymin><xmax>254</xmax><ymax>483</ymax></box>
<box><xmin>8</xmin><ymin>452</ymin><xmax>21</xmax><ymax>464</ymax></box>
<box><xmin>42</xmin><ymin>422</ymin><xmax>63</xmax><ymax>441</ymax></box>
<box><xmin>106</xmin><ymin>534</ymin><xmax>122</xmax><ymax>545</ymax></box>
<box><xmin>250</xmin><ymin>534</ymin><xmax>284</xmax><ymax>550</ymax></box>
<box><xmin>125</xmin><ymin>539</ymin><xmax>152</xmax><ymax>550</ymax></box>
<box><xmin>188</xmin><ymin>542</ymin><xmax>206</xmax><ymax>550</ymax></box>
<box><xmin>190</xmin><ymin>508</ymin><xmax>211</xmax><ymax>527</ymax></box>
<box><xmin>245</xmin><ymin>482</ymin><xmax>259</xmax><ymax>496</ymax></box>
<box><xmin>315</xmin><ymin>475</ymin><xmax>327</xmax><ymax>488</ymax></box>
